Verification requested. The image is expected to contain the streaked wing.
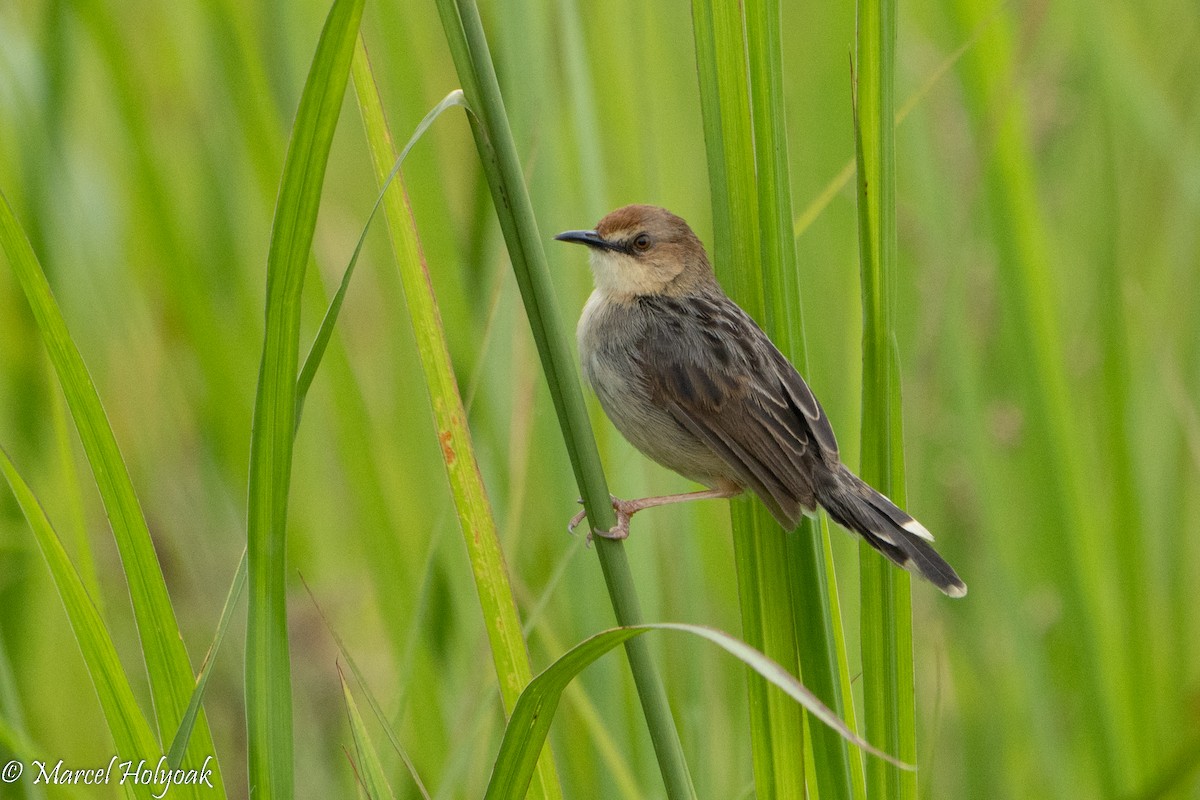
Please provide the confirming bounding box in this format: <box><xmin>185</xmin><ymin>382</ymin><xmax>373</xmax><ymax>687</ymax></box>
<box><xmin>637</xmin><ymin>293</ymin><xmax>839</xmax><ymax>528</ymax></box>
<box><xmin>765</xmin><ymin>344</ymin><xmax>839</xmax><ymax>458</ymax></box>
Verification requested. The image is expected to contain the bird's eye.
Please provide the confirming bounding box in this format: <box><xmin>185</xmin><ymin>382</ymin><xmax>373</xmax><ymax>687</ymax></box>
<box><xmin>632</xmin><ymin>233</ymin><xmax>652</xmax><ymax>251</ymax></box>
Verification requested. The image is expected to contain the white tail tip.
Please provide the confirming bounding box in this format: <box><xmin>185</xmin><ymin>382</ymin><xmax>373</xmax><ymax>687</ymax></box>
<box><xmin>902</xmin><ymin>518</ymin><xmax>935</xmax><ymax>542</ymax></box>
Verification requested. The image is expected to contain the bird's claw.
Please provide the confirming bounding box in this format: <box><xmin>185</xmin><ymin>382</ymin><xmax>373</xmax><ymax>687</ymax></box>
<box><xmin>566</xmin><ymin>495</ymin><xmax>633</xmax><ymax>544</ymax></box>
<box><xmin>567</xmin><ymin>506</ymin><xmax>587</xmax><ymax>535</ymax></box>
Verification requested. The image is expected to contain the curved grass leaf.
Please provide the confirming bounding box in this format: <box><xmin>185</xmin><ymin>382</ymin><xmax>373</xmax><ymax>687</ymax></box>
<box><xmin>340</xmin><ymin>666</ymin><xmax>398</xmax><ymax>800</ymax></box>
<box><xmin>166</xmin><ymin>549</ymin><xmax>247</xmax><ymax>768</ymax></box>
<box><xmin>168</xmin><ymin>84</ymin><xmax>469</xmax><ymax>769</ymax></box>
<box><xmin>485</xmin><ymin>623</ymin><xmax>910</xmax><ymax>800</ymax></box>
<box><xmin>303</xmin><ymin>577</ymin><xmax>431</xmax><ymax>800</ymax></box>
<box><xmin>0</xmin><ymin>446</ymin><xmax>159</xmax><ymax>800</ymax></box>
<box><xmin>295</xmin><ymin>87</ymin><xmax>468</xmax><ymax>421</ymax></box>
<box><xmin>0</xmin><ymin>189</ymin><xmax>223</xmax><ymax>797</ymax></box>
<box><xmin>245</xmin><ymin>0</ymin><xmax>364</xmax><ymax>795</ymax></box>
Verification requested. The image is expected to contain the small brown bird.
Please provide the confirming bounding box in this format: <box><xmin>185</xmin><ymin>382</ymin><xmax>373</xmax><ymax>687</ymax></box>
<box><xmin>556</xmin><ymin>204</ymin><xmax>966</xmax><ymax>597</ymax></box>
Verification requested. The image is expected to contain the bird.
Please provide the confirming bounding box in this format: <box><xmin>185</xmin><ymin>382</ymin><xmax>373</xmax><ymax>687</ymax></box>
<box><xmin>555</xmin><ymin>204</ymin><xmax>966</xmax><ymax>597</ymax></box>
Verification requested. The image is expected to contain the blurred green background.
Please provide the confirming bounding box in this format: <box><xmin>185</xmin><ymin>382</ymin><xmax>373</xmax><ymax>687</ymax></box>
<box><xmin>1</xmin><ymin>0</ymin><xmax>1198</xmax><ymax>797</ymax></box>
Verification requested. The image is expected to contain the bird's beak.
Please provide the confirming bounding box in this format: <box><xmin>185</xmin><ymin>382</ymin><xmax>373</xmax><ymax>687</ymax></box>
<box><xmin>554</xmin><ymin>229</ymin><xmax>621</xmax><ymax>252</ymax></box>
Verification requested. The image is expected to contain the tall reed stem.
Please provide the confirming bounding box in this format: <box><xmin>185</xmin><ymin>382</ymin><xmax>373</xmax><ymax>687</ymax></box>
<box><xmin>432</xmin><ymin>2</ymin><xmax>696</xmax><ymax>796</ymax></box>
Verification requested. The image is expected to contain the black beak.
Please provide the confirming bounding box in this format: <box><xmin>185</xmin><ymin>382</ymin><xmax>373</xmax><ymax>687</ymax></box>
<box><xmin>554</xmin><ymin>229</ymin><xmax>623</xmax><ymax>252</ymax></box>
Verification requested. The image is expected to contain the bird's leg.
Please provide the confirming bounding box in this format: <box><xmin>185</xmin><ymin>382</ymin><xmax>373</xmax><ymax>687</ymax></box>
<box><xmin>569</xmin><ymin>485</ymin><xmax>743</xmax><ymax>542</ymax></box>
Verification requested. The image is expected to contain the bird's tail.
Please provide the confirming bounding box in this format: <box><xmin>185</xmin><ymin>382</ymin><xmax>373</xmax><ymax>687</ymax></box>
<box><xmin>818</xmin><ymin>465</ymin><xmax>967</xmax><ymax>598</ymax></box>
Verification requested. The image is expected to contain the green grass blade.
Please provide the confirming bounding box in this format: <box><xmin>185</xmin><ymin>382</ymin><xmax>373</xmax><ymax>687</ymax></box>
<box><xmin>519</xmin><ymin>598</ymin><xmax>647</xmax><ymax>800</ymax></box>
<box><xmin>340</xmin><ymin>667</ymin><xmax>398</xmax><ymax>800</ymax></box>
<box><xmin>166</xmin><ymin>549</ymin><xmax>247</xmax><ymax>769</ymax></box>
<box><xmin>693</xmin><ymin>2</ymin><xmax>861</xmax><ymax>796</ymax></box>
<box><xmin>245</xmin><ymin>0</ymin><xmax>364</xmax><ymax>796</ymax></box>
<box><xmin>854</xmin><ymin>0</ymin><xmax>917</xmax><ymax>796</ymax></box>
<box><xmin>349</xmin><ymin>38</ymin><xmax>563</xmax><ymax>800</ymax></box>
<box><xmin>485</xmin><ymin>624</ymin><xmax>910</xmax><ymax>800</ymax></box>
<box><xmin>689</xmin><ymin>2</ymin><xmax>780</xmax><ymax>793</ymax></box>
<box><xmin>172</xmin><ymin>79</ymin><xmax>468</xmax><ymax>769</ymax></box>
<box><xmin>745</xmin><ymin>0</ymin><xmax>801</xmax><ymax>346</ymax></box>
<box><xmin>822</xmin><ymin>517</ymin><xmax>868</xmax><ymax>800</ymax></box>
<box><xmin>431</xmin><ymin>2</ymin><xmax>695</xmax><ymax>797</ymax></box>
<box><xmin>0</xmin><ymin>445</ymin><xmax>160</xmax><ymax>800</ymax></box>
<box><xmin>303</xmin><ymin>578</ymin><xmax>432</xmax><ymax>800</ymax></box>
<box><xmin>0</xmin><ymin>189</ymin><xmax>223</xmax><ymax>796</ymax></box>
<box><xmin>689</xmin><ymin>0</ymin><xmax>762</xmax><ymax>308</ymax></box>
<box><xmin>793</xmin><ymin>8</ymin><xmax>1000</xmax><ymax>239</ymax></box>
<box><xmin>1092</xmin><ymin>105</ymin><xmax>1158</xmax><ymax>766</ymax></box>
<box><xmin>295</xmin><ymin>88</ymin><xmax>468</xmax><ymax>422</ymax></box>
<box><xmin>737</xmin><ymin>0</ymin><xmax>808</xmax><ymax>773</ymax></box>
<box><xmin>745</xmin><ymin>2</ymin><xmax>859</xmax><ymax>798</ymax></box>
<box><xmin>48</xmin><ymin>360</ymin><xmax>102</xmax><ymax>610</ymax></box>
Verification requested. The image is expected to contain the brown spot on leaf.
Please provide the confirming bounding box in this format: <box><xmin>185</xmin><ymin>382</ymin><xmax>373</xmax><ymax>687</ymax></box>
<box><xmin>438</xmin><ymin>430</ymin><xmax>456</xmax><ymax>465</ymax></box>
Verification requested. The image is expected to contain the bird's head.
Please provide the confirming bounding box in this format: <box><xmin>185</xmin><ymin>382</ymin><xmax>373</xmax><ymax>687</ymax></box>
<box><xmin>556</xmin><ymin>204</ymin><xmax>716</xmax><ymax>300</ymax></box>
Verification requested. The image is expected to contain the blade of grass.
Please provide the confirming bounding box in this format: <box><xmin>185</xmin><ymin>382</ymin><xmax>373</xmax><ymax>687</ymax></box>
<box><xmin>745</xmin><ymin>2</ymin><xmax>861</xmax><ymax>798</ymax></box>
<box><xmin>303</xmin><ymin>577</ymin><xmax>432</xmax><ymax>800</ymax></box>
<box><xmin>517</xmin><ymin>592</ymin><xmax>646</xmax><ymax>800</ymax></box>
<box><xmin>166</xmin><ymin>548</ymin><xmax>247</xmax><ymax>768</ymax></box>
<box><xmin>485</xmin><ymin>623</ymin><xmax>911</xmax><ymax>800</ymax></box>
<box><xmin>693</xmin><ymin>2</ymin><xmax>862</xmax><ymax>797</ymax></box>
<box><xmin>349</xmin><ymin>38</ymin><xmax>563</xmax><ymax>800</ymax></box>
<box><xmin>0</xmin><ymin>189</ymin><xmax>223</xmax><ymax>797</ymax></box>
<box><xmin>245</xmin><ymin>0</ymin><xmax>364</xmax><ymax>796</ymax></box>
<box><xmin>295</xmin><ymin>87</ymin><xmax>468</xmax><ymax>424</ymax></box>
<box><xmin>689</xmin><ymin>2</ymin><xmax>780</xmax><ymax>794</ymax></box>
<box><xmin>738</xmin><ymin>4</ymin><xmax>808</xmax><ymax>792</ymax></box>
<box><xmin>1092</xmin><ymin>100</ymin><xmax>1158</xmax><ymax>771</ymax></box>
<box><xmin>689</xmin><ymin>0</ymin><xmax>762</xmax><ymax>310</ymax></box>
<box><xmin>340</xmin><ymin>666</ymin><xmax>398</xmax><ymax>800</ymax></box>
<box><xmin>168</xmin><ymin>86</ymin><xmax>473</xmax><ymax>773</ymax></box>
<box><xmin>47</xmin><ymin>359</ymin><xmax>102</xmax><ymax>610</ymax></box>
<box><xmin>793</xmin><ymin>4</ymin><xmax>1004</xmax><ymax>239</ymax></box>
<box><xmin>854</xmin><ymin>0</ymin><xmax>918</xmax><ymax>797</ymax></box>
<box><xmin>822</xmin><ymin>515</ymin><xmax>868</xmax><ymax>800</ymax></box>
<box><xmin>431</xmin><ymin>2</ymin><xmax>695</xmax><ymax>797</ymax></box>
<box><xmin>0</xmin><ymin>445</ymin><xmax>159</xmax><ymax>800</ymax></box>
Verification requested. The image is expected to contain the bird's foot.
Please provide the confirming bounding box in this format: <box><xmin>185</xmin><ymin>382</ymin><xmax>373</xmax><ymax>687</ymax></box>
<box><xmin>567</xmin><ymin>495</ymin><xmax>634</xmax><ymax>545</ymax></box>
<box><xmin>590</xmin><ymin>500</ymin><xmax>633</xmax><ymax>543</ymax></box>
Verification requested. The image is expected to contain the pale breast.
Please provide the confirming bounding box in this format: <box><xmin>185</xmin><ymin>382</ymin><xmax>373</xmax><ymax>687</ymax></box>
<box><xmin>577</xmin><ymin>292</ymin><xmax>735</xmax><ymax>487</ymax></box>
